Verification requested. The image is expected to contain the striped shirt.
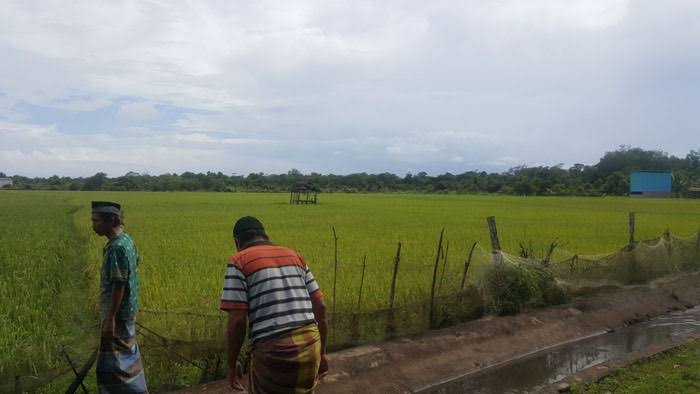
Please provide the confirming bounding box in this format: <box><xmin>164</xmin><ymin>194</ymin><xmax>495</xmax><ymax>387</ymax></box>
<box><xmin>220</xmin><ymin>242</ymin><xmax>323</xmax><ymax>342</ymax></box>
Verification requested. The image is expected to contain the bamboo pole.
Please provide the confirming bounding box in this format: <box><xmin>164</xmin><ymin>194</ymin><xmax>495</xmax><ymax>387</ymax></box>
<box><xmin>460</xmin><ymin>242</ymin><xmax>477</xmax><ymax>290</ymax></box>
<box><xmin>388</xmin><ymin>242</ymin><xmax>402</xmax><ymax>309</ymax></box>
<box><xmin>357</xmin><ymin>255</ymin><xmax>367</xmax><ymax>311</ymax></box>
<box><xmin>438</xmin><ymin>241</ymin><xmax>449</xmax><ymax>295</ymax></box>
<box><xmin>628</xmin><ymin>212</ymin><xmax>636</xmax><ymax>251</ymax></box>
<box><xmin>331</xmin><ymin>226</ymin><xmax>339</xmax><ymax>342</ymax></box>
<box><xmin>542</xmin><ymin>240</ymin><xmax>558</xmax><ymax>267</ymax></box>
<box><xmin>62</xmin><ymin>347</ymin><xmax>89</xmax><ymax>394</ymax></box>
<box><xmin>570</xmin><ymin>254</ymin><xmax>578</xmax><ymax>275</ymax></box>
<box><xmin>664</xmin><ymin>228</ymin><xmax>672</xmax><ymax>257</ymax></box>
<box><xmin>487</xmin><ymin>216</ymin><xmax>502</xmax><ymax>265</ymax></box>
<box><xmin>386</xmin><ymin>243</ymin><xmax>402</xmax><ymax>336</ymax></box>
<box><xmin>429</xmin><ymin>228</ymin><xmax>445</xmax><ymax>328</ymax></box>
<box><xmin>351</xmin><ymin>254</ymin><xmax>367</xmax><ymax>343</ymax></box>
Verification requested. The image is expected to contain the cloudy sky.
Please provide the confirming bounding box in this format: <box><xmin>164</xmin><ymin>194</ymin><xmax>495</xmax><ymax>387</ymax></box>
<box><xmin>1</xmin><ymin>0</ymin><xmax>698</xmax><ymax>177</ymax></box>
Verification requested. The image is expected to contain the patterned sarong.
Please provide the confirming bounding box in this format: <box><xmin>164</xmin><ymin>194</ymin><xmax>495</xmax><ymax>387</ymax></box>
<box><xmin>248</xmin><ymin>324</ymin><xmax>321</xmax><ymax>394</ymax></box>
<box><xmin>96</xmin><ymin>319</ymin><xmax>148</xmax><ymax>394</ymax></box>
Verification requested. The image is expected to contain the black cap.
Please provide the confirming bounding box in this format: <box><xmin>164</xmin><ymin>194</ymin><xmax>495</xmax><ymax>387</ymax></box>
<box><xmin>92</xmin><ymin>201</ymin><xmax>122</xmax><ymax>216</ymax></box>
<box><xmin>233</xmin><ymin>216</ymin><xmax>265</xmax><ymax>238</ymax></box>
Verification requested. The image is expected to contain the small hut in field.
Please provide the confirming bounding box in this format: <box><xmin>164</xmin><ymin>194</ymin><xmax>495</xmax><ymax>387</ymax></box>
<box><xmin>290</xmin><ymin>182</ymin><xmax>318</xmax><ymax>204</ymax></box>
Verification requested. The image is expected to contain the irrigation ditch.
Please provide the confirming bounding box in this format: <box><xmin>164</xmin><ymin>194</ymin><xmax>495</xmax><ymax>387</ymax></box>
<box><xmin>174</xmin><ymin>272</ymin><xmax>700</xmax><ymax>393</ymax></box>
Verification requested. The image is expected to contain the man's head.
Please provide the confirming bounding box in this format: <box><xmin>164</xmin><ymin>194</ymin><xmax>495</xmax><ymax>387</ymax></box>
<box><xmin>233</xmin><ymin>216</ymin><xmax>268</xmax><ymax>250</ymax></box>
<box><xmin>91</xmin><ymin>201</ymin><xmax>123</xmax><ymax>236</ymax></box>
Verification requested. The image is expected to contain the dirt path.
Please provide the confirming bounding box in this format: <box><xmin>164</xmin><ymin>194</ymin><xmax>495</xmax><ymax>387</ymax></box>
<box><xmin>172</xmin><ymin>273</ymin><xmax>700</xmax><ymax>394</ymax></box>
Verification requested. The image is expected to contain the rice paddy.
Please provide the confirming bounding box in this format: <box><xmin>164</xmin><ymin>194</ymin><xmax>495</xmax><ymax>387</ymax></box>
<box><xmin>2</xmin><ymin>190</ymin><xmax>700</xmax><ymax>388</ymax></box>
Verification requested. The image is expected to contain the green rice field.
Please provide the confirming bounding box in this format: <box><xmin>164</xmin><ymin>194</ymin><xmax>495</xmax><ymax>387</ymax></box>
<box><xmin>2</xmin><ymin>190</ymin><xmax>700</xmax><ymax>388</ymax></box>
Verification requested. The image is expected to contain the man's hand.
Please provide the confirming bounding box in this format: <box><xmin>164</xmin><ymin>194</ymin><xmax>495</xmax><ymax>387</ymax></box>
<box><xmin>227</xmin><ymin>365</ymin><xmax>246</xmax><ymax>392</ymax></box>
<box><xmin>101</xmin><ymin>317</ymin><xmax>115</xmax><ymax>339</ymax></box>
<box><xmin>104</xmin><ymin>283</ymin><xmax>124</xmax><ymax>340</ymax></box>
<box><xmin>318</xmin><ymin>354</ymin><xmax>329</xmax><ymax>379</ymax></box>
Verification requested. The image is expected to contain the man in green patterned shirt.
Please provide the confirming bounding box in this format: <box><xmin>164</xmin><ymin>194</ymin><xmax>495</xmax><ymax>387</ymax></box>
<box><xmin>91</xmin><ymin>201</ymin><xmax>148</xmax><ymax>393</ymax></box>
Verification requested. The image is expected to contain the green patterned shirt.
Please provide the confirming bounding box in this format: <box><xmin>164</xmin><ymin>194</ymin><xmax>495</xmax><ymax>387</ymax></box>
<box><xmin>100</xmin><ymin>232</ymin><xmax>141</xmax><ymax>321</ymax></box>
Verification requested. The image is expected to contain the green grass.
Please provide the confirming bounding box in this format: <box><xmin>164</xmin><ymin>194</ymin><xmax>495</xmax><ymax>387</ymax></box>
<box><xmin>0</xmin><ymin>192</ymin><xmax>96</xmax><ymax>388</ymax></box>
<box><xmin>2</xmin><ymin>191</ymin><xmax>700</xmax><ymax>389</ymax></box>
<box><xmin>573</xmin><ymin>339</ymin><xmax>700</xmax><ymax>393</ymax></box>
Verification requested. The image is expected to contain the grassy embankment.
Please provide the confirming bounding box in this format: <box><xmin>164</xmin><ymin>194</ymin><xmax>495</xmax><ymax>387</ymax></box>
<box><xmin>573</xmin><ymin>339</ymin><xmax>700</xmax><ymax>393</ymax></box>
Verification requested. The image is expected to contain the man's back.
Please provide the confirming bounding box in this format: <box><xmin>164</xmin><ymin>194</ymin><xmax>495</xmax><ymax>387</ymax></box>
<box><xmin>220</xmin><ymin>242</ymin><xmax>323</xmax><ymax>343</ymax></box>
<box><xmin>99</xmin><ymin>232</ymin><xmax>140</xmax><ymax>321</ymax></box>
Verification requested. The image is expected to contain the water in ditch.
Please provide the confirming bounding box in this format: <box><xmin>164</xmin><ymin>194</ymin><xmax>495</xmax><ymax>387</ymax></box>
<box><xmin>421</xmin><ymin>306</ymin><xmax>700</xmax><ymax>394</ymax></box>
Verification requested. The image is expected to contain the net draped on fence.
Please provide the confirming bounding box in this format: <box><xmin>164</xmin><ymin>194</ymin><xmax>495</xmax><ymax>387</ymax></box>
<box><xmin>8</xmin><ymin>229</ymin><xmax>700</xmax><ymax>393</ymax></box>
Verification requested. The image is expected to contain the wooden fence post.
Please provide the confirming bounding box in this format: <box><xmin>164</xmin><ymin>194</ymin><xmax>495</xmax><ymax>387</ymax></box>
<box><xmin>628</xmin><ymin>212</ymin><xmax>636</xmax><ymax>251</ymax></box>
<box><xmin>542</xmin><ymin>240</ymin><xmax>558</xmax><ymax>267</ymax></box>
<box><xmin>388</xmin><ymin>242</ymin><xmax>402</xmax><ymax>309</ymax></box>
<box><xmin>331</xmin><ymin>226</ymin><xmax>339</xmax><ymax>342</ymax></box>
<box><xmin>487</xmin><ymin>216</ymin><xmax>502</xmax><ymax>265</ymax></box>
<box><xmin>438</xmin><ymin>241</ymin><xmax>449</xmax><ymax>295</ymax></box>
<box><xmin>460</xmin><ymin>242</ymin><xmax>477</xmax><ymax>290</ymax></box>
<box><xmin>352</xmin><ymin>255</ymin><xmax>367</xmax><ymax>343</ymax></box>
<box><xmin>664</xmin><ymin>228</ymin><xmax>672</xmax><ymax>257</ymax></box>
<box><xmin>429</xmin><ymin>228</ymin><xmax>445</xmax><ymax>328</ymax></box>
<box><xmin>386</xmin><ymin>242</ymin><xmax>402</xmax><ymax>336</ymax></box>
<box><xmin>570</xmin><ymin>254</ymin><xmax>578</xmax><ymax>275</ymax></box>
<box><xmin>357</xmin><ymin>255</ymin><xmax>367</xmax><ymax>311</ymax></box>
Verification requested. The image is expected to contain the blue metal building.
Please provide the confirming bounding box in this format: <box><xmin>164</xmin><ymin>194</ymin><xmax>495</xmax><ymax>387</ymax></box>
<box><xmin>630</xmin><ymin>171</ymin><xmax>672</xmax><ymax>197</ymax></box>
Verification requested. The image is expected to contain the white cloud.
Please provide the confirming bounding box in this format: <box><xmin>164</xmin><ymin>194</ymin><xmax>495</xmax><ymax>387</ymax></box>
<box><xmin>220</xmin><ymin>137</ymin><xmax>274</xmax><ymax>145</ymax></box>
<box><xmin>0</xmin><ymin>0</ymin><xmax>698</xmax><ymax>176</ymax></box>
<box><xmin>175</xmin><ymin>132</ymin><xmax>275</xmax><ymax>146</ymax></box>
<box><xmin>489</xmin><ymin>0</ymin><xmax>630</xmax><ymax>30</ymax></box>
<box><xmin>386</xmin><ymin>143</ymin><xmax>443</xmax><ymax>156</ymax></box>
<box><xmin>1</xmin><ymin>126</ymin><xmax>204</xmax><ymax>176</ymax></box>
<box><xmin>0</xmin><ymin>121</ymin><xmax>57</xmax><ymax>138</ymax></box>
<box><xmin>117</xmin><ymin>102</ymin><xmax>160</xmax><ymax>123</ymax></box>
<box><xmin>175</xmin><ymin>132</ymin><xmax>217</xmax><ymax>144</ymax></box>
<box><xmin>47</xmin><ymin>95</ymin><xmax>113</xmax><ymax>112</ymax></box>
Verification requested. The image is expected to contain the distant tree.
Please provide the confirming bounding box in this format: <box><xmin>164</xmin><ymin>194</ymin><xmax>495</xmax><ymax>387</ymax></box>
<box><xmin>82</xmin><ymin>172</ymin><xmax>108</xmax><ymax>191</ymax></box>
<box><xmin>7</xmin><ymin>147</ymin><xmax>700</xmax><ymax>197</ymax></box>
<box><xmin>601</xmin><ymin>171</ymin><xmax>628</xmax><ymax>195</ymax></box>
<box><xmin>687</xmin><ymin>150</ymin><xmax>700</xmax><ymax>170</ymax></box>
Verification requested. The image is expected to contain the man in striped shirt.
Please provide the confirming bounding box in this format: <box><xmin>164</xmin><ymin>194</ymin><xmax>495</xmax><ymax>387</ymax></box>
<box><xmin>221</xmin><ymin>216</ymin><xmax>328</xmax><ymax>393</ymax></box>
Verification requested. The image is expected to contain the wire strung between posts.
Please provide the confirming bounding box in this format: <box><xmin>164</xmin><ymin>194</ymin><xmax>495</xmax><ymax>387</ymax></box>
<box><xmin>135</xmin><ymin>322</ymin><xmax>205</xmax><ymax>371</ymax></box>
<box><xmin>14</xmin><ymin>225</ymin><xmax>700</xmax><ymax>393</ymax></box>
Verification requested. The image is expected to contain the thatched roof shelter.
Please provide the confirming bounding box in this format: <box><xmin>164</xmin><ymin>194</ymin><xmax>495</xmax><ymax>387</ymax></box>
<box><xmin>290</xmin><ymin>182</ymin><xmax>318</xmax><ymax>204</ymax></box>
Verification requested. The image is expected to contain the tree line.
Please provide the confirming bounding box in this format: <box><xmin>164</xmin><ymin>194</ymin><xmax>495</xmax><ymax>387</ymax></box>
<box><xmin>2</xmin><ymin>147</ymin><xmax>700</xmax><ymax>196</ymax></box>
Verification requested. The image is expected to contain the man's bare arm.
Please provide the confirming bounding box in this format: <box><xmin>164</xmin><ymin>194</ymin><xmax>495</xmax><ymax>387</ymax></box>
<box><xmin>226</xmin><ymin>309</ymin><xmax>248</xmax><ymax>387</ymax></box>
<box><xmin>311</xmin><ymin>298</ymin><xmax>327</xmax><ymax>353</ymax></box>
<box><xmin>311</xmin><ymin>297</ymin><xmax>329</xmax><ymax>376</ymax></box>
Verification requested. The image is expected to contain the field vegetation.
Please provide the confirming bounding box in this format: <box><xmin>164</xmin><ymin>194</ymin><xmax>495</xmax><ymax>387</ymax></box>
<box><xmin>0</xmin><ymin>193</ymin><xmax>95</xmax><ymax>389</ymax></box>
<box><xmin>2</xmin><ymin>190</ymin><xmax>700</xmax><ymax>389</ymax></box>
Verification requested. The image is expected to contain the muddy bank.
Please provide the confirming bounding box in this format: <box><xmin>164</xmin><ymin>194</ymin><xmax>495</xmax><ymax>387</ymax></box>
<box><xmin>172</xmin><ymin>273</ymin><xmax>700</xmax><ymax>394</ymax></box>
